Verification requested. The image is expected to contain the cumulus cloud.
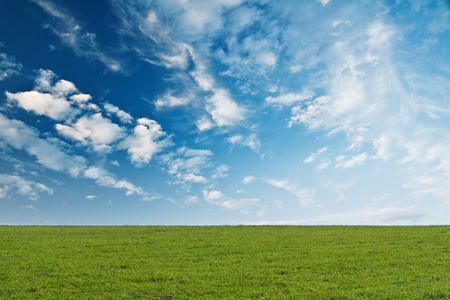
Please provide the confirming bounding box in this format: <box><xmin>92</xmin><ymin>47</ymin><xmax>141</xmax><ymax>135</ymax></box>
<box><xmin>160</xmin><ymin>146</ymin><xmax>212</xmax><ymax>185</ymax></box>
<box><xmin>203</xmin><ymin>189</ymin><xmax>259</xmax><ymax>210</ymax></box>
<box><xmin>182</xmin><ymin>173</ymin><xmax>207</xmax><ymax>184</ymax></box>
<box><xmin>6</xmin><ymin>91</ymin><xmax>78</xmax><ymax>121</ymax></box>
<box><xmin>103</xmin><ymin>103</ymin><xmax>133</xmax><ymax>123</ymax></box>
<box><xmin>0</xmin><ymin>174</ymin><xmax>53</xmax><ymax>200</ymax></box>
<box><xmin>0</xmin><ymin>113</ymin><xmax>146</xmax><ymax>197</ymax></box>
<box><xmin>120</xmin><ymin>118</ymin><xmax>170</xmax><ymax>165</ymax></box>
<box><xmin>56</xmin><ymin>113</ymin><xmax>126</xmax><ymax>152</ymax></box>
<box><xmin>5</xmin><ymin>69</ymin><xmax>103</xmax><ymax>121</ymax></box>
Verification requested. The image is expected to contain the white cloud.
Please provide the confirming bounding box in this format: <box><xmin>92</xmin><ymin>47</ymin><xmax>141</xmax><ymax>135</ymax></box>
<box><xmin>103</xmin><ymin>103</ymin><xmax>133</xmax><ymax>123</ymax></box>
<box><xmin>111</xmin><ymin>4</ymin><xmax>247</xmax><ymax>129</ymax></box>
<box><xmin>242</xmin><ymin>36</ymin><xmax>279</xmax><ymax>68</ymax></box>
<box><xmin>56</xmin><ymin>113</ymin><xmax>126</xmax><ymax>152</ymax></box>
<box><xmin>266</xmin><ymin>91</ymin><xmax>314</xmax><ymax>106</ymax></box>
<box><xmin>187</xmin><ymin>46</ymin><xmax>246</xmax><ymax>128</ymax></box>
<box><xmin>317</xmin><ymin>0</ymin><xmax>330</xmax><ymax>6</ymax></box>
<box><xmin>6</xmin><ymin>91</ymin><xmax>78</xmax><ymax>121</ymax></box>
<box><xmin>5</xmin><ymin>69</ymin><xmax>103</xmax><ymax>121</ymax></box>
<box><xmin>0</xmin><ymin>174</ymin><xmax>53</xmax><ymax>200</ymax></box>
<box><xmin>156</xmin><ymin>0</ymin><xmax>243</xmax><ymax>35</ymax></box>
<box><xmin>228</xmin><ymin>133</ymin><xmax>261</xmax><ymax>152</ymax></box>
<box><xmin>256</xmin><ymin>52</ymin><xmax>277</xmax><ymax>66</ymax></box>
<box><xmin>267</xmin><ymin>179</ymin><xmax>315</xmax><ymax>206</ymax></box>
<box><xmin>32</xmin><ymin>0</ymin><xmax>122</xmax><ymax>71</ymax></box>
<box><xmin>289</xmin><ymin>64</ymin><xmax>303</xmax><ymax>73</ymax></box>
<box><xmin>368</xmin><ymin>206</ymin><xmax>425</xmax><ymax>223</ymax></box>
<box><xmin>196</xmin><ymin>115</ymin><xmax>215</xmax><ymax>131</ymax></box>
<box><xmin>203</xmin><ymin>189</ymin><xmax>259</xmax><ymax>210</ymax></box>
<box><xmin>212</xmin><ymin>165</ymin><xmax>229</xmax><ymax>179</ymax></box>
<box><xmin>304</xmin><ymin>147</ymin><xmax>328</xmax><ymax>163</ymax></box>
<box><xmin>160</xmin><ymin>146</ymin><xmax>212</xmax><ymax>185</ymax></box>
<box><xmin>185</xmin><ymin>195</ymin><xmax>199</xmax><ymax>204</ymax></box>
<box><xmin>70</xmin><ymin>93</ymin><xmax>92</xmax><ymax>103</ymax></box>
<box><xmin>204</xmin><ymin>88</ymin><xmax>245</xmax><ymax>127</ymax></box>
<box><xmin>120</xmin><ymin>118</ymin><xmax>169</xmax><ymax>165</ymax></box>
<box><xmin>83</xmin><ymin>166</ymin><xmax>145</xmax><ymax>196</ymax></box>
<box><xmin>0</xmin><ymin>112</ymin><xmax>87</xmax><ymax>175</ymax></box>
<box><xmin>204</xmin><ymin>190</ymin><xmax>225</xmax><ymax>201</ymax></box>
<box><xmin>70</xmin><ymin>94</ymin><xmax>98</xmax><ymax>111</ymax></box>
<box><xmin>155</xmin><ymin>91</ymin><xmax>193</xmax><ymax>108</ymax></box>
<box><xmin>0</xmin><ymin>113</ymin><xmax>146</xmax><ymax>198</ymax></box>
<box><xmin>86</xmin><ymin>195</ymin><xmax>97</xmax><ymax>199</ymax></box>
<box><xmin>242</xmin><ymin>176</ymin><xmax>255</xmax><ymax>185</ymax></box>
<box><xmin>183</xmin><ymin>173</ymin><xmax>207</xmax><ymax>183</ymax></box>
<box><xmin>222</xmin><ymin>198</ymin><xmax>259</xmax><ymax>210</ymax></box>
<box><xmin>0</xmin><ymin>52</ymin><xmax>23</xmax><ymax>80</ymax></box>
<box><xmin>335</xmin><ymin>153</ymin><xmax>368</xmax><ymax>169</ymax></box>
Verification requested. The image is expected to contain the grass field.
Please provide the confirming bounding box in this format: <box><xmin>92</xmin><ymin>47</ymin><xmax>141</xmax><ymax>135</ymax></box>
<box><xmin>0</xmin><ymin>226</ymin><xmax>449</xmax><ymax>299</ymax></box>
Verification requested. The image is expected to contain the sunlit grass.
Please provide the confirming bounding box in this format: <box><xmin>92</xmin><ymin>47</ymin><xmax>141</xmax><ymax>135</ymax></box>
<box><xmin>1</xmin><ymin>226</ymin><xmax>449</xmax><ymax>299</ymax></box>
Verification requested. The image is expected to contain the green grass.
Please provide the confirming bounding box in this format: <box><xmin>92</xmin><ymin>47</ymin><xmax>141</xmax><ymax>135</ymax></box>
<box><xmin>0</xmin><ymin>226</ymin><xmax>449</xmax><ymax>299</ymax></box>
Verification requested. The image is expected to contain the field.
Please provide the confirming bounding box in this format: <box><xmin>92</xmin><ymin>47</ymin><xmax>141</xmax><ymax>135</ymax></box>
<box><xmin>0</xmin><ymin>226</ymin><xmax>449</xmax><ymax>299</ymax></box>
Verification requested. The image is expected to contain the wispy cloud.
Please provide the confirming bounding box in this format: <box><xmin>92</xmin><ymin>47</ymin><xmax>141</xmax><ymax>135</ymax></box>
<box><xmin>111</xmin><ymin>3</ymin><xmax>247</xmax><ymax>130</ymax></box>
<box><xmin>0</xmin><ymin>52</ymin><xmax>23</xmax><ymax>80</ymax></box>
<box><xmin>266</xmin><ymin>91</ymin><xmax>314</xmax><ymax>106</ymax></box>
<box><xmin>242</xmin><ymin>176</ymin><xmax>255</xmax><ymax>185</ymax></box>
<box><xmin>304</xmin><ymin>147</ymin><xmax>328</xmax><ymax>163</ymax></box>
<box><xmin>368</xmin><ymin>206</ymin><xmax>426</xmax><ymax>223</ymax></box>
<box><xmin>267</xmin><ymin>179</ymin><xmax>315</xmax><ymax>206</ymax></box>
<box><xmin>228</xmin><ymin>133</ymin><xmax>260</xmax><ymax>152</ymax></box>
<box><xmin>32</xmin><ymin>0</ymin><xmax>122</xmax><ymax>72</ymax></box>
<box><xmin>335</xmin><ymin>153</ymin><xmax>368</xmax><ymax>169</ymax></box>
<box><xmin>203</xmin><ymin>189</ymin><xmax>259</xmax><ymax>211</ymax></box>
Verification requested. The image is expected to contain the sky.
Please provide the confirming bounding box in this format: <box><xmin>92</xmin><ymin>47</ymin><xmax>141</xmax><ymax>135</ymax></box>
<box><xmin>0</xmin><ymin>0</ymin><xmax>450</xmax><ymax>225</ymax></box>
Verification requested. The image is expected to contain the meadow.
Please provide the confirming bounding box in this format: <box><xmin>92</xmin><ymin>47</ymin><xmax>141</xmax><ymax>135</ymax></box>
<box><xmin>0</xmin><ymin>226</ymin><xmax>449</xmax><ymax>299</ymax></box>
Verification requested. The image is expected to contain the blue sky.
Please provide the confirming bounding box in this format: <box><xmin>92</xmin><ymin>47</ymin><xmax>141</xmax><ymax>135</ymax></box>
<box><xmin>1</xmin><ymin>0</ymin><xmax>449</xmax><ymax>225</ymax></box>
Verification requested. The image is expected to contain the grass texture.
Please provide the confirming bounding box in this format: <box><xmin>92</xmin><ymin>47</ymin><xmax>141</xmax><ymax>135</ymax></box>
<box><xmin>0</xmin><ymin>226</ymin><xmax>449</xmax><ymax>299</ymax></box>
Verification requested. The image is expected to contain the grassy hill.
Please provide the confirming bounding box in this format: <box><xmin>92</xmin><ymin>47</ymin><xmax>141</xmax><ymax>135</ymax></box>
<box><xmin>1</xmin><ymin>226</ymin><xmax>449</xmax><ymax>299</ymax></box>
